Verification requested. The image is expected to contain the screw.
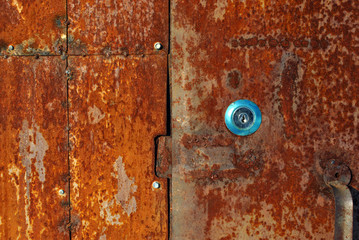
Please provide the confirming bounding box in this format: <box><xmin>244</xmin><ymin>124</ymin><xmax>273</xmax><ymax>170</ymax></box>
<box><xmin>59</xmin><ymin>189</ymin><xmax>65</xmax><ymax>195</ymax></box>
<box><xmin>8</xmin><ymin>45</ymin><xmax>14</xmax><ymax>51</ymax></box>
<box><xmin>152</xmin><ymin>181</ymin><xmax>161</xmax><ymax>189</ymax></box>
<box><xmin>154</xmin><ymin>42</ymin><xmax>162</xmax><ymax>50</ymax></box>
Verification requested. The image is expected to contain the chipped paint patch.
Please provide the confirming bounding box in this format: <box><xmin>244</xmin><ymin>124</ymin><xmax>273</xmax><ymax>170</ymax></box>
<box><xmin>88</xmin><ymin>105</ymin><xmax>105</xmax><ymax>124</ymax></box>
<box><xmin>113</xmin><ymin>156</ymin><xmax>137</xmax><ymax>216</ymax></box>
<box><xmin>18</xmin><ymin>119</ymin><xmax>49</xmax><ymax>239</ymax></box>
<box><xmin>213</xmin><ymin>0</ymin><xmax>228</xmax><ymax>21</ymax></box>
<box><xmin>19</xmin><ymin>119</ymin><xmax>48</xmax><ymax>184</ymax></box>
<box><xmin>99</xmin><ymin>199</ymin><xmax>123</xmax><ymax>226</ymax></box>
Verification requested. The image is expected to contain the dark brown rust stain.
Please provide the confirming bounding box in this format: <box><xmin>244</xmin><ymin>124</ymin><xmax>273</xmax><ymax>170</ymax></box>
<box><xmin>68</xmin><ymin>55</ymin><xmax>168</xmax><ymax>239</ymax></box>
<box><xmin>226</xmin><ymin>70</ymin><xmax>242</xmax><ymax>89</ymax></box>
<box><xmin>278</xmin><ymin>53</ymin><xmax>301</xmax><ymax>138</ymax></box>
<box><xmin>0</xmin><ymin>0</ymin><xmax>66</xmax><ymax>55</ymax></box>
<box><xmin>156</xmin><ymin>136</ymin><xmax>172</xmax><ymax>178</ymax></box>
<box><xmin>0</xmin><ymin>57</ymin><xmax>69</xmax><ymax>239</ymax></box>
<box><xmin>68</xmin><ymin>0</ymin><xmax>169</xmax><ymax>55</ymax></box>
<box><xmin>171</xmin><ymin>0</ymin><xmax>358</xmax><ymax>239</ymax></box>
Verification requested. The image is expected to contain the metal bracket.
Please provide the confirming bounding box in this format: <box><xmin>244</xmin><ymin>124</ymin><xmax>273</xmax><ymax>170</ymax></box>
<box><xmin>155</xmin><ymin>136</ymin><xmax>172</xmax><ymax>178</ymax></box>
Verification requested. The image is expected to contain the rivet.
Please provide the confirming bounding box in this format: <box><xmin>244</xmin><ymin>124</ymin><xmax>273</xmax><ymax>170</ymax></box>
<box><xmin>8</xmin><ymin>45</ymin><xmax>14</xmax><ymax>51</ymax></box>
<box><xmin>59</xmin><ymin>189</ymin><xmax>65</xmax><ymax>195</ymax></box>
<box><xmin>154</xmin><ymin>42</ymin><xmax>162</xmax><ymax>50</ymax></box>
<box><xmin>152</xmin><ymin>181</ymin><xmax>161</xmax><ymax>189</ymax></box>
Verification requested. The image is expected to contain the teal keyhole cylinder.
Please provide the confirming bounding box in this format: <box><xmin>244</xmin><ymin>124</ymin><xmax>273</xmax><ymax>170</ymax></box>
<box><xmin>225</xmin><ymin>99</ymin><xmax>262</xmax><ymax>136</ymax></box>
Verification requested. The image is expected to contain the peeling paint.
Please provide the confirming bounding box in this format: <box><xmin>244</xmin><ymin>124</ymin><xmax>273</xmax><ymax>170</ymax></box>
<box><xmin>113</xmin><ymin>156</ymin><xmax>137</xmax><ymax>216</ymax></box>
<box><xmin>213</xmin><ymin>0</ymin><xmax>228</xmax><ymax>21</ymax></box>
<box><xmin>18</xmin><ymin>119</ymin><xmax>49</xmax><ymax>239</ymax></box>
<box><xmin>88</xmin><ymin>105</ymin><xmax>105</xmax><ymax>124</ymax></box>
<box><xmin>99</xmin><ymin>199</ymin><xmax>123</xmax><ymax>226</ymax></box>
<box><xmin>19</xmin><ymin>119</ymin><xmax>49</xmax><ymax>184</ymax></box>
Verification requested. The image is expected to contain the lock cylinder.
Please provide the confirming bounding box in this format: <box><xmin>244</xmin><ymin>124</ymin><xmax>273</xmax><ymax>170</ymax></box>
<box><xmin>225</xmin><ymin>99</ymin><xmax>262</xmax><ymax>136</ymax></box>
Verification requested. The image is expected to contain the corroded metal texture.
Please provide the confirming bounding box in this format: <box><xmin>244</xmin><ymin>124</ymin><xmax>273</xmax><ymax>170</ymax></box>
<box><xmin>68</xmin><ymin>55</ymin><xmax>168</xmax><ymax>239</ymax></box>
<box><xmin>0</xmin><ymin>57</ymin><xmax>69</xmax><ymax>239</ymax></box>
<box><xmin>156</xmin><ymin>136</ymin><xmax>172</xmax><ymax>178</ymax></box>
<box><xmin>0</xmin><ymin>0</ymin><xmax>66</xmax><ymax>55</ymax></box>
<box><xmin>68</xmin><ymin>0</ymin><xmax>169</xmax><ymax>55</ymax></box>
<box><xmin>171</xmin><ymin>0</ymin><xmax>358</xmax><ymax>239</ymax></box>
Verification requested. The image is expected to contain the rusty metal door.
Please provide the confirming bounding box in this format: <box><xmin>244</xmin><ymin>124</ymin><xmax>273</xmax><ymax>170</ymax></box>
<box><xmin>0</xmin><ymin>0</ymin><xmax>169</xmax><ymax>239</ymax></box>
<box><xmin>164</xmin><ymin>0</ymin><xmax>359</xmax><ymax>239</ymax></box>
<box><xmin>1</xmin><ymin>0</ymin><xmax>358</xmax><ymax>240</ymax></box>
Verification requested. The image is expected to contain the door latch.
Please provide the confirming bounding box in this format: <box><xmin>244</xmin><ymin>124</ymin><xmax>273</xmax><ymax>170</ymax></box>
<box><xmin>324</xmin><ymin>161</ymin><xmax>353</xmax><ymax>240</ymax></box>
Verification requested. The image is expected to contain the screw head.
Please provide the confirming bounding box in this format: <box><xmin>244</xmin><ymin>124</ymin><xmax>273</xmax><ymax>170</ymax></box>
<box><xmin>154</xmin><ymin>42</ymin><xmax>162</xmax><ymax>50</ymax></box>
<box><xmin>8</xmin><ymin>45</ymin><xmax>14</xmax><ymax>51</ymax></box>
<box><xmin>152</xmin><ymin>181</ymin><xmax>161</xmax><ymax>189</ymax></box>
<box><xmin>59</xmin><ymin>189</ymin><xmax>65</xmax><ymax>195</ymax></box>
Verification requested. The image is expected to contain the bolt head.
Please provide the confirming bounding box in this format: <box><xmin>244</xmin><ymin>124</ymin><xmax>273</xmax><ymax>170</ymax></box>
<box><xmin>154</xmin><ymin>42</ymin><xmax>162</xmax><ymax>50</ymax></box>
<box><xmin>59</xmin><ymin>189</ymin><xmax>65</xmax><ymax>195</ymax></box>
<box><xmin>152</xmin><ymin>181</ymin><xmax>161</xmax><ymax>189</ymax></box>
<box><xmin>8</xmin><ymin>45</ymin><xmax>14</xmax><ymax>51</ymax></box>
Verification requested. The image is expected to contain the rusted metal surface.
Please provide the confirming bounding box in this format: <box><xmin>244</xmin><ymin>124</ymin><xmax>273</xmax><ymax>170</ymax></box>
<box><xmin>68</xmin><ymin>0</ymin><xmax>169</xmax><ymax>55</ymax></box>
<box><xmin>0</xmin><ymin>57</ymin><xmax>69</xmax><ymax>239</ymax></box>
<box><xmin>68</xmin><ymin>55</ymin><xmax>168</xmax><ymax>239</ymax></box>
<box><xmin>156</xmin><ymin>136</ymin><xmax>172</xmax><ymax>178</ymax></box>
<box><xmin>171</xmin><ymin>0</ymin><xmax>359</xmax><ymax>239</ymax></box>
<box><xmin>0</xmin><ymin>0</ymin><xmax>66</xmax><ymax>56</ymax></box>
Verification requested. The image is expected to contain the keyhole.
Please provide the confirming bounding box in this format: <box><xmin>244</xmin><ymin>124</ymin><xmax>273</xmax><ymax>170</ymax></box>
<box><xmin>239</xmin><ymin>113</ymin><xmax>248</xmax><ymax>123</ymax></box>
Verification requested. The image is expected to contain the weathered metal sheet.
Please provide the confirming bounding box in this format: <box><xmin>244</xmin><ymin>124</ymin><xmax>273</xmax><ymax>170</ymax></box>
<box><xmin>68</xmin><ymin>55</ymin><xmax>168</xmax><ymax>239</ymax></box>
<box><xmin>68</xmin><ymin>0</ymin><xmax>169</xmax><ymax>55</ymax></box>
<box><xmin>0</xmin><ymin>57</ymin><xmax>69</xmax><ymax>239</ymax></box>
<box><xmin>171</xmin><ymin>0</ymin><xmax>358</xmax><ymax>239</ymax></box>
<box><xmin>0</xmin><ymin>0</ymin><xmax>66</xmax><ymax>56</ymax></box>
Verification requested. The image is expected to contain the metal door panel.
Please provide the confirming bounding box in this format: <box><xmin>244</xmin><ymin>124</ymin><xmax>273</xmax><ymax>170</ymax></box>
<box><xmin>170</xmin><ymin>0</ymin><xmax>358</xmax><ymax>239</ymax></box>
<box><xmin>68</xmin><ymin>55</ymin><xmax>168</xmax><ymax>239</ymax></box>
<box><xmin>68</xmin><ymin>0</ymin><xmax>169</xmax><ymax>55</ymax></box>
<box><xmin>0</xmin><ymin>0</ymin><xmax>66</xmax><ymax>55</ymax></box>
<box><xmin>0</xmin><ymin>57</ymin><xmax>69</xmax><ymax>239</ymax></box>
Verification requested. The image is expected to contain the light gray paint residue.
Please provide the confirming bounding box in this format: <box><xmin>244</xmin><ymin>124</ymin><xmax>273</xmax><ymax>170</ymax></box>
<box><xmin>113</xmin><ymin>156</ymin><xmax>137</xmax><ymax>216</ymax></box>
<box><xmin>19</xmin><ymin>119</ymin><xmax>49</xmax><ymax>183</ymax></box>
<box><xmin>19</xmin><ymin>119</ymin><xmax>49</xmax><ymax>238</ymax></box>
